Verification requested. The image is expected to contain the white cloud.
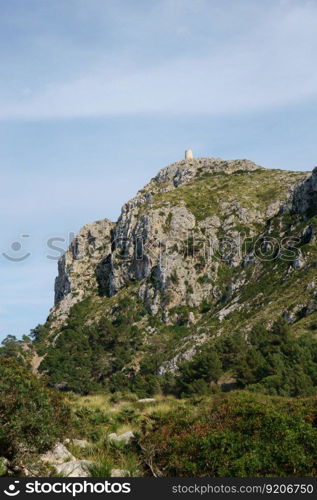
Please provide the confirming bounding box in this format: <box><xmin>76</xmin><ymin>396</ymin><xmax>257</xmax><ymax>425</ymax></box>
<box><xmin>1</xmin><ymin>0</ymin><xmax>317</xmax><ymax>120</ymax></box>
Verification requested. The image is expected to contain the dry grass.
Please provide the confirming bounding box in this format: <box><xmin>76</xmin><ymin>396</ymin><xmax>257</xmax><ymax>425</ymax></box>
<box><xmin>75</xmin><ymin>394</ymin><xmax>112</xmax><ymax>411</ymax></box>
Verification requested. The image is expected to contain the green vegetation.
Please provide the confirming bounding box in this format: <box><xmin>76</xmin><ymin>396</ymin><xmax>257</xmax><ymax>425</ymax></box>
<box><xmin>168</xmin><ymin>320</ymin><xmax>317</xmax><ymax>398</ymax></box>
<box><xmin>163</xmin><ymin>212</ymin><xmax>173</xmax><ymax>231</ymax></box>
<box><xmin>138</xmin><ymin>392</ymin><xmax>317</xmax><ymax>476</ymax></box>
<box><xmin>1</xmin><ymin>383</ymin><xmax>315</xmax><ymax>477</ymax></box>
<box><xmin>2</xmin><ymin>161</ymin><xmax>317</xmax><ymax>477</ymax></box>
<box><xmin>0</xmin><ymin>458</ymin><xmax>7</xmax><ymax>476</ymax></box>
<box><xmin>55</xmin><ymin>393</ymin><xmax>186</xmax><ymax>477</ymax></box>
<box><xmin>61</xmin><ymin>391</ymin><xmax>317</xmax><ymax>477</ymax></box>
<box><xmin>150</xmin><ymin>169</ymin><xmax>306</xmax><ymax>221</ymax></box>
<box><xmin>0</xmin><ymin>358</ymin><xmax>71</xmax><ymax>466</ymax></box>
<box><xmin>36</xmin><ymin>302</ymin><xmax>317</xmax><ymax>400</ymax></box>
<box><xmin>40</xmin><ymin>296</ymin><xmax>149</xmax><ymax>394</ymax></box>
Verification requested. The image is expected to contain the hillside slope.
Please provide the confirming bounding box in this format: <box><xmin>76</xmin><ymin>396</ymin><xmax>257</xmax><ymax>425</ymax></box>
<box><xmin>34</xmin><ymin>157</ymin><xmax>317</xmax><ymax>394</ymax></box>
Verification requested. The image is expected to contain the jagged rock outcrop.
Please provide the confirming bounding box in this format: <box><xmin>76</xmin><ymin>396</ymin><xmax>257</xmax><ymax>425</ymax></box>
<box><xmin>291</xmin><ymin>166</ymin><xmax>317</xmax><ymax>215</ymax></box>
<box><xmin>40</xmin><ymin>157</ymin><xmax>317</xmax><ymax>379</ymax></box>
<box><xmin>53</xmin><ymin>158</ymin><xmax>311</xmax><ymax>318</ymax></box>
<box><xmin>50</xmin><ymin>219</ymin><xmax>114</xmax><ymax>329</ymax></box>
<box><xmin>50</xmin><ymin>158</ymin><xmax>269</xmax><ymax>323</ymax></box>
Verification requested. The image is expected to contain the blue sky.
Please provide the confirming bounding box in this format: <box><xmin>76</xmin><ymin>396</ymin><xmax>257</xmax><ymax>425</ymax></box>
<box><xmin>1</xmin><ymin>0</ymin><xmax>317</xmax><ymax>340</ymax></box>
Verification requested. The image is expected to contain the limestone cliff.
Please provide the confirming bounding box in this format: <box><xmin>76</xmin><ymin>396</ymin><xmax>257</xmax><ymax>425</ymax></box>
<box><xmin>52</xmin><ymin>219</ymin><xmax>114</xmax><ymax>330</ymax></box>
<box><xmin>39</xmin><ymin>157</ymin><xmax>317</xmax><ymax>384</ymax></box>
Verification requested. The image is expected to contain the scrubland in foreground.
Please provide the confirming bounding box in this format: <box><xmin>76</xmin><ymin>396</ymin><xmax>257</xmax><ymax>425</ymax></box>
<box><xmin>1</xmin><ymin>359</ymin><xmax>317</xmax><ymax>477</ymax></box>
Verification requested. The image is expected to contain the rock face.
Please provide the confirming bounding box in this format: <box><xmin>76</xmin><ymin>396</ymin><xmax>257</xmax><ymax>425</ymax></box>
<box><xmin>71</xmin><ymin>439</ymin><xmax>90</xmax><ymax>449</ymax></box>
<box><xmin>51</xmin><ymin>219</ymin><xmax>114</xmax><ymax>330</ymax></box>
<box><xmin>51</xmin><ymin>158</ymin><xmax>309</xmax><ymax>319</ymax></box>
<box><xmin>39</xmin><ymin>157</ymin><xmax>317</xmax><ymax>378</ymax></box>
<box><xmin>292</xmin><ymin>166</ymin><xmax>317</xmax><ymax>215</ymax></box>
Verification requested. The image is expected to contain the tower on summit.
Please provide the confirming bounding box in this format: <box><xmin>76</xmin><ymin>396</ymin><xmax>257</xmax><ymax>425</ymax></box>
<box><xmin>185</xmin><ymin>149</ymin><xmax>193</xmax><ymax>160</ymax></box>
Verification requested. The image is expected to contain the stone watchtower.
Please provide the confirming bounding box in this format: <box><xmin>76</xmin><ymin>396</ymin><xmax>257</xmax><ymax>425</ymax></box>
<box><xmin>185</xmin><ymin>149</ymin><xmax>193</xmax><ymax>160</ymax></box>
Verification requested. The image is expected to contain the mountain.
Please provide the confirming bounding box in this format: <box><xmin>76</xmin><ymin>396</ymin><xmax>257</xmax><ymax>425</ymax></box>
<box><xmin>33</xmin><ymin>156</ymin><xmax>317</xmax><ymax>395</ymax></box>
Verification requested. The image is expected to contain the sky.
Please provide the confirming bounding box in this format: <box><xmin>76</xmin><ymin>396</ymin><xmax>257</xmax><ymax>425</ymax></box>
<box><xmin>1</xmin><ymin>0</ymin><xmax>317</xmax><ymax>341</ymax></box>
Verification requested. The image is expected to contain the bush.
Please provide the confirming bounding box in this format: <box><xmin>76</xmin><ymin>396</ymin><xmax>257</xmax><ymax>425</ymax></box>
<box><xmin>0</xmin><ymin>359</ymin><xmax>71</xmax><ymax>459</ymax></box>
<box><xmin>117</xmin><ymin>407</ymin><xmax>140</xmax><ymax>424</ymax></box>
<box><xmin>138</xmin><ymin>392</ymin><xmax>317</xmax><ymax>476</ymax></box>
<box><xmin>175</xmin><ymin>348</ymin><xmax>222</xmax><ymax>397</ymax></box>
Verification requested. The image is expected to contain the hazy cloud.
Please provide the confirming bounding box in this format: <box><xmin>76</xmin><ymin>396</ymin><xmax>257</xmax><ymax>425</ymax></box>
<box><xmin>1</xmin><ymin>0</ymin><xmax>317</xmax><ymax>120</ymax></box>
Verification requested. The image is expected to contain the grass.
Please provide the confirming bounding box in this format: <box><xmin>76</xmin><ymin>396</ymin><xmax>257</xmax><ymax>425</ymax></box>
<box><xmin>79</xmin><ymin>394</ymin><xmax>112</xmax><ymax>410</ymax></box>
<box><xmin>60</xmin><ymin>390</ymin><xmax>317</xmax><ymax>477</ymax></box>
<box><xmin>64</xmin><ymin>392</ymin><xmax>182</xmax><ymax>477</ymax></box>
<box><xmin>89</xmin><ymin>458</ymin><xmax>113</xmax><ymax>477</ymax></box>
<box><xmin>143</xmin><ymin>398</ymin><xmax>182</xmax><ymax>417</ymax></box>
<box><xmin>148</xmin><ymin>169</ymin><xmax>307</xmax><ymax>222</ymax></box>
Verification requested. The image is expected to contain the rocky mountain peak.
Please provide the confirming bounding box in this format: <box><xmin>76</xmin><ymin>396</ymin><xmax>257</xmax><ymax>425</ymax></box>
<box><xmin>37</xmin><ymin>156</ymin><xmax>317</xmax><ymax>388</ymax></box>
<box><xmin>153</xmin><ymin>157</ymin><xmax>262</xmax><ymax>188</ymax></box>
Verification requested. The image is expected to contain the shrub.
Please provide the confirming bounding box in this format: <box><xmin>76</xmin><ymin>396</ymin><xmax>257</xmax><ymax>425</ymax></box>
<box><xmin>175</xmin><ymin>348</ymin><xmax>222</xmax><ymax>396</ymax></box>
<box><xmin>117</xmin><ymin>407</ymin><xmax>140</xmax><ymax>424</ymax></box>
<box><xmin>138</xmin><ymin>392</ymin><xmax>317</xmax><ymax>476</ymax></box>
<box><xmin>0</xmin><ymin>359</ymin><xmax>71</xmax><ymax>460</ymax></box>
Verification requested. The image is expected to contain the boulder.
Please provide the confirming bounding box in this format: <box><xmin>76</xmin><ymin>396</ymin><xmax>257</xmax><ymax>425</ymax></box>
<box><xmin>108</xmin><ymin>431</ymin><xmax>135</xmax><ymax>445</ymax></box>
<box><xmin>292</xmin><ymin>253</ymin><xmax>305</xmax><ymax>269</ymax></box>
<box><xmin>111</xmin><ymin>468</ymin><xmax>128</xmax><ymax>477</ymax></box>
<box><xmin>55</xmin><ymin>460</ymin><xmax>92</xmax><ymax>478</ymax></box>
<box><xmin>41</xmin><ymin>443</ymin><xmax>75</xmax><ymax>465</ymax></box>
<box><xmin>72</xmin><ymin>439</ymin><xmax>90</xmax><ymax>449</ymax></box>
